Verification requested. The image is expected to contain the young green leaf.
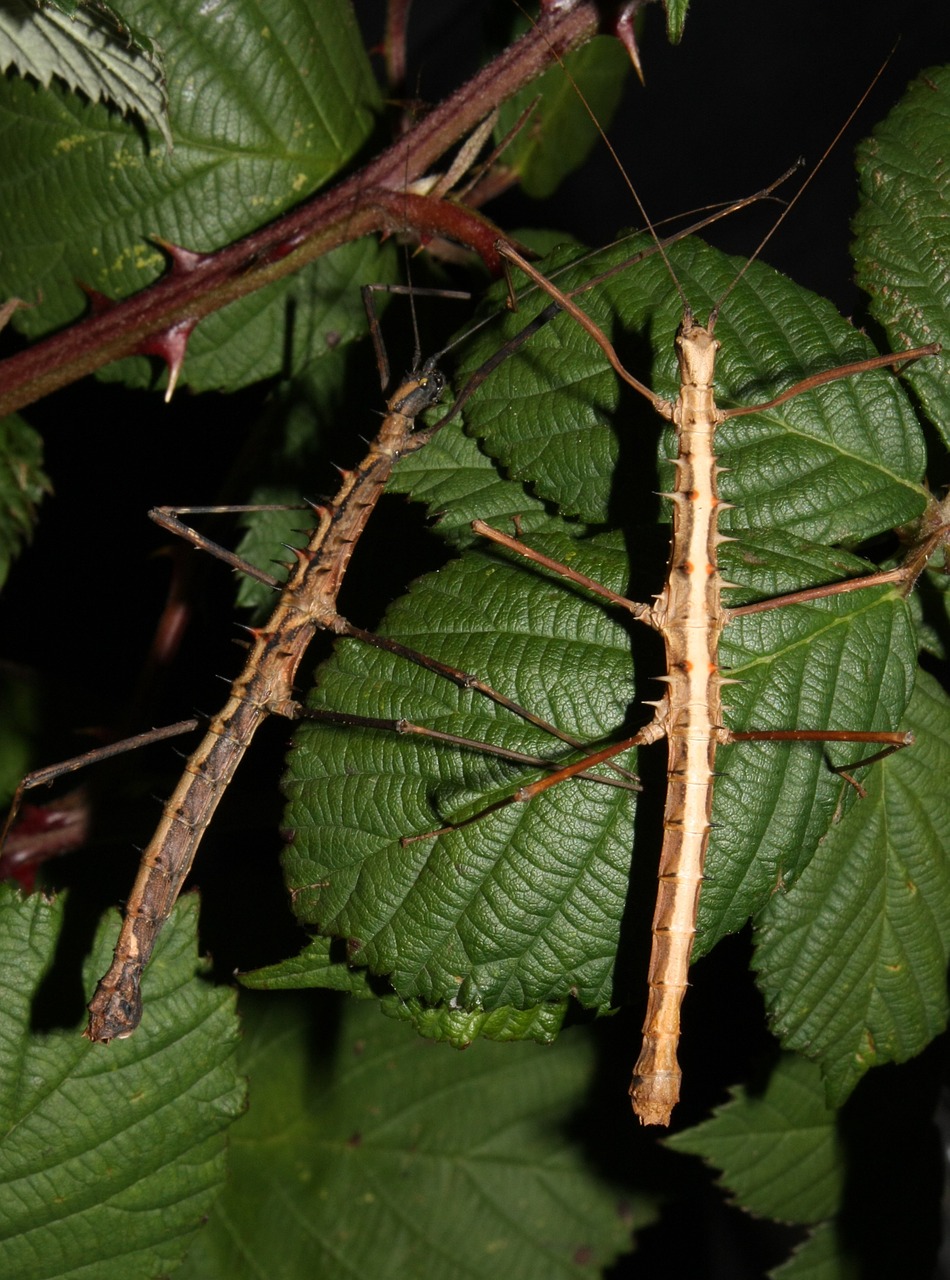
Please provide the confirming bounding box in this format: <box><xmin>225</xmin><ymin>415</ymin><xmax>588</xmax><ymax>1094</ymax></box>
<box><xmin>495</xmin><ymin>35</ymin><xmax>631</xmax><ymax>200</ymax></box>
<box><xmin>665</xmin><ymin>1052</ymin><xmax>844</xmax><ymax>1224</ymax></box>
<box><xmin>664</xmin><ymin>0</ymin><xmax>691</xmax><ymax>44</ymax></box>
<box><xmin>0</xmin><ymin>414</ymin><xmax>48</xmax><ymax>590</ymax></box>
<box><xmin>243</xmin><ymin>933</ymin><xmax>570</xmax><ymax>1045</ymax></box>
<box><xmin>768</xmin><ymin>1221</ymin><xmax>857</xmax><ymax>1280</ymax></box>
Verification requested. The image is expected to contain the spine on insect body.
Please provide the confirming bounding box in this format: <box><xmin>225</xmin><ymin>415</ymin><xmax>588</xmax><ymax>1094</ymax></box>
<box><xmin>86</xmin><ymin>368</ymin><xmax>445</xmax><ymax>1043</ymax></box>
<box><xmin>629</xmin><ymin>318</ymin><xmax>726</xmax><ymax>1126</ymax></box>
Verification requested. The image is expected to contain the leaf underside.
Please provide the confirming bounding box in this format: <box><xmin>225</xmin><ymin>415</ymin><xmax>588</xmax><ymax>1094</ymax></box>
<box><xmin>175</xmin><ymin>993</ymin><xmax>650</xmax><ymax>1280</ymax></box>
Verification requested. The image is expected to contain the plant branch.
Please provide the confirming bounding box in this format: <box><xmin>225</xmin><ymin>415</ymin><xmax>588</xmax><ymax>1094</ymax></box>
<box><xmin>0</xmin><ymin>0</ymin><xmax>602</xmax><ymax>417</ymax></box>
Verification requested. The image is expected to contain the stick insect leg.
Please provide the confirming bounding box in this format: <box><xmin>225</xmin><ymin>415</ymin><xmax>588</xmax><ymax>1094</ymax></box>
<box><xmin>0</xmin><ymin>720</ymin><xmax>200</xmax><ymax>857</ymax></box>
<box><xmin>150</xmin><ymin>504</ymin><xmax>313</xmax><ymax>588</ymax></box>
<box><xmin>471</xmin><ymin>520</ymin><xmax>654</xmax><ymax>623</ymax></box>
<box><xmin>718</xmin><ymin>514</ymin><xmax>946</xmax><ymax>783</ymax></box>
<box><xmin>400</xmin><ymin>708</ymin><xmax>666</xmax><ymax>844</ymax></box>
<box><xmin>362</xmin><ymin>282</ymin><xmax>471</xmax><ymax>392</ymax></box>
<box><xmin>304</xmin><ymin>705</ymin><xmax>640</xmax><ymax>793</ymax></box>
<box><xmin>729</xmin><ymin>520</ymin><xmax>950</xmax><ymax>619</ymax></box>
<box><xmin>334</xmin><ymin>618</ymin><xmax>640</xmax><ymax>785</ymax></box>
<box><xmin>725</xmin><ymin>727</ymin><xmax>914</xmax><ymax>798</ymax></box>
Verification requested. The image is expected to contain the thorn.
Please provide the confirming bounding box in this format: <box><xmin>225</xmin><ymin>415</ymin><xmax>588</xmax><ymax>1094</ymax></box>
<box><xmin>136</xmin><ymin>317</ymin><xmax>199</xmax><ymax>401</ymax></box>
<box><xmin>77</xmin><ymin>282</ymin><xmax>117</xmax><ymax>316</ymax></box>
<box><xmin>150</xmin><ymin>236</ymin><xmax>213</xmax><ymax>274</ymax></box>
<box><xmin>614</xmin><ymin>3</ymin><xmax>647</xmax><ymax>84</ymax></box>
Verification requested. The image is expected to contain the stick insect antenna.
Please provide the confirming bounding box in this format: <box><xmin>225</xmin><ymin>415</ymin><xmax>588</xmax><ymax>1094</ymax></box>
<box><xmin>710</xmin><ymin>48</ymin><xmax>897</xmax><ymax>323</ymax></box>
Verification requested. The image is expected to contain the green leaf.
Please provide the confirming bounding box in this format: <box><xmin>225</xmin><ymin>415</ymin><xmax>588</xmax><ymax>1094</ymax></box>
<box><xmin>852</xmin><ymin>64</ymin><xmax>950</xmax><ymax>447</ymax></box>
<box><xmin>241</xmin><ymin>934</ymin><xmax>380</xmax><ymax>997</ymax></box>
<box><xmin>283</xmin><ymin>529</ymin><xmax>640</xmax><ymax>1012</ymax></box>
<box><xmin>769</xmin><ymin>1222</ymin><xmax>859</xmax><ymax>1280</ymax></box>
<box><xmin>390</xmin><ymin>396</ymin><xmax>557</xmax><ymax>548</ymax></box>
<box><xmin>280</xmin><ymin>533</ymin><xmax>916</xmax><ymax>1018</ymax></box>
<box><xmin>666</xmin><ymin>1053</ymin><xmax>843</xmax><ymax>1223</ymax></box>
<box><xmin>754</xmin><ymin>670</ymin><xmax>950</xmax><ymax>1105</ymax></box>
<box><xmin>0</xmin><ymin>0</ymin><xmax>170</xmax><ymax>146</ymax></box>
<box><xmin>380</xmin><ymin>994</ymin><xmax>570</xmax><ymax>1047</ymax></box>
<box><xmin>496</xmin><ymin>36</ymin><xmax>630</xmax><ymax>199</ymax></box>
<box><xmin>0</xmin><ymin>413</ymin><xmax>48</xmax><ymax>589</ymax></box>
<box><xmin>0</xmin><ymin>888</ymin><xmax>245</xmax><ymax>1280</ymax></box>
<box><xmin>458</xmin><ymin>236</ymin><xmax>928</xmax><ymax>532</ymax></box>
<box><xmin>176</xmin><ymin>993</ymin><xmax>652</xmax><ymax>1280</ymax></box>
<box><xmin>242</xmin><ymin>935</ymin><xmax>569</xmax><ymax>1046</ymax></box>
<box><xmin>664</xmin><ymin>0</ymin><xmax>691</xmax><ymax>43</ymax></box>
<box><xmin>0</xmin><ymin>0</ymin><xmax>383</xmax><ymax>392</ymax></box>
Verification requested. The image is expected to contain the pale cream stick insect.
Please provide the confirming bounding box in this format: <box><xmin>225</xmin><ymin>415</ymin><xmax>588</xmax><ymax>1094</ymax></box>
<box><xmin>449</xmin><ymin>51</ymin><xmax>938</xmax><ymax>1114</ymax></box>
<box><xmin>475</xmin><ymin>236</ymin><xmax>935</xmax><ymax>1123</ymax></box>
<box><xmin>286</xmin><ymin>116</ymin><xmax>941</xmax><ymax>1127</ymax></box>
<box><xmin>421</xmin><ymin>36</ymin><xmax>938</xmax><ymax>1125</ymax></box>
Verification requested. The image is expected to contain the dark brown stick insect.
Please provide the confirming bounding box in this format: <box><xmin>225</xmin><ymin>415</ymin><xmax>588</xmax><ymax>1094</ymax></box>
<box><xmin>91</xmin><ymin>372</ymin><xmax>455</xmax><ymax>1041</ymax></box>
<box><xmin>1</xmin><ymin>282</ymin><xmax>647</xmax><ymax>1040</ymax></box>
<box><xmin>277</xmin><ymin>101</ymin><xmax>944</xmax><ymax>1124</ymax></box>
<box><xmin>2</xmin><ymin>333</ymin><xmax>448</xmax><ymax>1039</ymax></box>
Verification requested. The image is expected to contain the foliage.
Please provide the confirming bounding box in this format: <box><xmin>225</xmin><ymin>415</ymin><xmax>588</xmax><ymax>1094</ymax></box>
<box><xmin>0</xmin><ymin>889</ymin><xmax>243</xmax><ymax>1279</ymax></box>
<box><xmin>0</xmin><ymin>0</ymin><xmax>170</xmax><ymax>146</ymax></box>
<box><xmin>0</xmin><ymin>3</ymin><xmax>947</xmax><ymax>1277</ymax></box>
